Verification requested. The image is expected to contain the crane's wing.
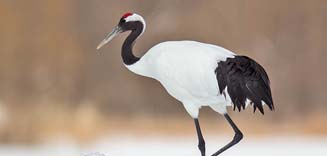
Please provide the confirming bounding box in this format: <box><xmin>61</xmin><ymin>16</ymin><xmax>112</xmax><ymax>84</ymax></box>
<box><xmin>215</xmin><ymin>55</ymin><xmax>274</xmax><ymax>114</ymax></box>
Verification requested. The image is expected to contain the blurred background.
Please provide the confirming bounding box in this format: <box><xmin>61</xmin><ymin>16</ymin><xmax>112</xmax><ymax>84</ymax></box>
<box><xmin>0</xmin><ymin>0</ymin><xmax>326</xmax><ymax>156</ymax></box>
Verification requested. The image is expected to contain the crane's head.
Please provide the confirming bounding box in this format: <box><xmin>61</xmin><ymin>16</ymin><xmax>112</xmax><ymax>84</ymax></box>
<box><xmin>97</xmin><ymin>12</ymin><xmax>146</xmax><ymax>50</ymax></box>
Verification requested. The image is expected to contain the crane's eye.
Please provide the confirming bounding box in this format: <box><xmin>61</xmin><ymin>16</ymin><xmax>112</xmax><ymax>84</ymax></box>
<box><xmin>119</xmin><ymin>18</ymin><xmax>126</xmax><ymax>25</ymax></box>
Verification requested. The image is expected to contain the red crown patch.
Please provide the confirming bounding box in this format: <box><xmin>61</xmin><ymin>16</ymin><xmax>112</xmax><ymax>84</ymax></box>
<box><xmin>122</xmin><ymin>12</ymin><xmax>133</xmax><ymax>18</ymax></box>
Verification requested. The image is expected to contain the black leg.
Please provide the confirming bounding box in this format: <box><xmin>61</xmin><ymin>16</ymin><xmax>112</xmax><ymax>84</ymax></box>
<box><xmin>194</xmin><ymin>118</ymin><xmax>206</xmax><ymax>156</ymax></box>
<box><xmin>211</xmin><ymin>114</ymin><xmax>243</xmax><ymax>156</ymax></box>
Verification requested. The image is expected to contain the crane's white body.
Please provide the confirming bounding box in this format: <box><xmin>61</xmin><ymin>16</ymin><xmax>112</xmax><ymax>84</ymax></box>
<box><xmin>126</xmin><ymin>40</ymin><xmax>235</xmax><ymax>118</ymax></box>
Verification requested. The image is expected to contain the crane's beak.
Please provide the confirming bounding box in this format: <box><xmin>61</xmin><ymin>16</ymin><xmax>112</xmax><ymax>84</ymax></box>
<box><xmin>96</xmin><ymin>26</ymin><xmax>122</xmax><ymax>50</ymax></box>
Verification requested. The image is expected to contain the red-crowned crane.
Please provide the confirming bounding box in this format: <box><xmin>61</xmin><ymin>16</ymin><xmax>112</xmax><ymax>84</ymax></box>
<box><xmin>97</xmin><ymin>13</ymin><xmax>274</xmax><ymax>156</ymax></box>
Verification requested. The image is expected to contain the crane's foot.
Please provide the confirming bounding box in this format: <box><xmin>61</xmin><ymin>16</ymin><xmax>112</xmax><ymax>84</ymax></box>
<box><xmin>211</xmin><ymin>131</ymin><xmax>243</xmax><ymax>156</ymax></box>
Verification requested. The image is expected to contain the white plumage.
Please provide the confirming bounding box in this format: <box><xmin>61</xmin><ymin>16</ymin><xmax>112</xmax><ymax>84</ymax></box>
<box><xmin>127</xmin><ymin>41</ymin><xmax>235</xmax><ymax>117</ymax></box>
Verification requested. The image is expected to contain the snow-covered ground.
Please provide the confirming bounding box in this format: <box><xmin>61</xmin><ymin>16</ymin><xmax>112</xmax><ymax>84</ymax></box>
<box><xmin>0</xmin><ymin>135</ymin><xmax>326</xmax><ymax>156</ymax></box>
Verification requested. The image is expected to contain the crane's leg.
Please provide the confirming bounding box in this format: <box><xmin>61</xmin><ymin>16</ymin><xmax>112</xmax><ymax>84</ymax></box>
<box><xmin>211</xmin><ymin>114</ymin><xmax>243</xmax><ymax>156</ymax></box>
<box><xmin>194</xmin><ymin>118</ymin><xmax>206</xmax><ymax>156</ymax></box>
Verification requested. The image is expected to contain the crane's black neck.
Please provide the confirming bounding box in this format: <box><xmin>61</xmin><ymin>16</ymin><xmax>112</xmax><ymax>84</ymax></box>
<box><xmin>121</xmin><ymin>21</ymin><xmax>143</xmax><ymax>65</ymax></box>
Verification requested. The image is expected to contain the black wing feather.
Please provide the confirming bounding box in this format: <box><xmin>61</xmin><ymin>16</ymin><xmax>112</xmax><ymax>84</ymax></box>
<box><xmin>215</xmin><ymin>56</ymin><xmax>274</xmax><ymax>114</ymax></box>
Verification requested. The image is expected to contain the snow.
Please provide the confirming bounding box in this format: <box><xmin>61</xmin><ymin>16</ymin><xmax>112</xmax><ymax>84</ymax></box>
<box><xmin>0</xmin><ymin>135</ymin><xmax>326</xmax><ymax>156</ymax></box>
